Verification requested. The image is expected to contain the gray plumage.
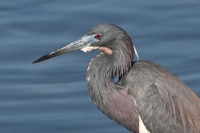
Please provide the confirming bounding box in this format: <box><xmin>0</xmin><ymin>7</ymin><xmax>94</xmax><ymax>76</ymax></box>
<box><xmin>33</xmin><ymin>24</ymin><xmax>200</xmax><ymax>133</ymax></box>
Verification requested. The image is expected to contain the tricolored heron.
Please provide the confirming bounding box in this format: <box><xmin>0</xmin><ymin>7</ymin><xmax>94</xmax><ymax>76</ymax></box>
<box><xmin>33</xmin><ymin>24</ymin><xmax>200</xmax><ymax>133</ymax></box>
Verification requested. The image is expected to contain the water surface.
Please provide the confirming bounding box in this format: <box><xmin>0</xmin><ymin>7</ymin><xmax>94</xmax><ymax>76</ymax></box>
<box><xmin>0</xmin><ymin>1</ymin><xmax>200</xmax><ymax>133</ymax></box>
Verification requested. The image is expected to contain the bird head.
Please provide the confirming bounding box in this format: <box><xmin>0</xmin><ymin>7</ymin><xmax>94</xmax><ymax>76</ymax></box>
<box><xmin>32</xmin><ymin>24</ymin><xmax>138</xmax><ymax>64</ymax></box>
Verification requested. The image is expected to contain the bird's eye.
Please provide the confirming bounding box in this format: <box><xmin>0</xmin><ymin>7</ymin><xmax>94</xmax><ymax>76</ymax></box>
<box><xmin>94</xmin><ymin>34</ymin><xmax>101</xmax><ymax>40</ymax></box>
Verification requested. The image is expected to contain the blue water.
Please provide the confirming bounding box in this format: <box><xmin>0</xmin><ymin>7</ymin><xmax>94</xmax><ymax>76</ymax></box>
<box><xmin>0</xmin><ymin>1</ymin><xmax>200</xmax><ymax>133</ymax></box>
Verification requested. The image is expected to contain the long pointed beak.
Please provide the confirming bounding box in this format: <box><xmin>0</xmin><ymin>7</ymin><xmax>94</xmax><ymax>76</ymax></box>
<box><xmin>32</xmin><ymin>35</ymin><xmax>91</xmax><ymax>64</ymax></box>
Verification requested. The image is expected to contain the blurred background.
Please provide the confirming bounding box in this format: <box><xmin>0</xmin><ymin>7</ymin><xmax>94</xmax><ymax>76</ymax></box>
<box><xmin>0</xmin><ymin>0</ymin><xmax>200</xmax><ymax>133</ymax></box>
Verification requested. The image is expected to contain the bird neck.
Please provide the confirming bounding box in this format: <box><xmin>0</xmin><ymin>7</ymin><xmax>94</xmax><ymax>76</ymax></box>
<box><xmin>86</xmin><ymin>49</ymin><xmax>133</xmax><ymax>112</ymax></box>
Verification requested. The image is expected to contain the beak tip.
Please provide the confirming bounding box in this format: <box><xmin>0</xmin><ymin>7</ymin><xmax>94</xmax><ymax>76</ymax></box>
<box><xmin>32</xmin><ymin>59</ymin><xmax>41</xmax><ymax>64</ymax></box>
<box><xmin>32</xmin><ymin>54</ymin><xmax>49</xmax><ymax>64</ymax></box>
<box><xmin>32</xmin><ymin>60</ymin><xmax>37</xmax><ymax>64</ymax></box>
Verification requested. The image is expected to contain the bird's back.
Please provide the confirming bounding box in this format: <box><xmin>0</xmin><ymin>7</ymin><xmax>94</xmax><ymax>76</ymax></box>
<box><xmin>120</xmin><ymin>60</ymin><xmax>200</xmax><ymax>133</ymax></box>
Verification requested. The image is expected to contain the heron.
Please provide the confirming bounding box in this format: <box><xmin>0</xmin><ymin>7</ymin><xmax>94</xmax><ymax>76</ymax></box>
<box><xmin>33</xmin><ymin>24</ymin><xmax>200</xmax><ymax>133</ymax></box>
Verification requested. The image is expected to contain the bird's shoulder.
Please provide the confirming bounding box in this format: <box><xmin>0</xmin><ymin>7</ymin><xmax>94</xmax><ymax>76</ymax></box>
<box><xmin>122</xmin><ymin>60</ymin><xmax>187</xmax><ymax>95</ymax></box>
